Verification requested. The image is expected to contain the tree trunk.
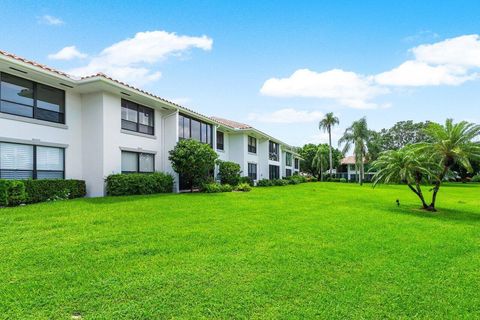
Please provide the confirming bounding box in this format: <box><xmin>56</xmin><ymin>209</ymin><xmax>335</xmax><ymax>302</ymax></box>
<box><xmin>427</xmin><ymin>165</ymin><xmax>449</xmax><ymax>211</ymax></box>
<box><xmin>359</xmin><ymin>159</ymin><xmax>364</xmax><ymax>186</ymax></box>
<box><xmin>407</xmin><ymin>184</ymin><xmax>428</xmax><ymax>209</ymax></box>
<box><xmin>320</xmin><ymin>159</ymin><xmax>324</xmax><ymax>181</ymax></box>
<box><xmin>328</xmin><ymin>127</ymin><xmax>333</xmax><ymax>177</ymax></box>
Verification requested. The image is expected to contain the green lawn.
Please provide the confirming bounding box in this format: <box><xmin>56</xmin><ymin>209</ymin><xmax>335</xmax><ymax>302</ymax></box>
<box><xmin>1</xmin><ymin>183</ymin><xmax>480</xmax><ymax>319</ymax></box>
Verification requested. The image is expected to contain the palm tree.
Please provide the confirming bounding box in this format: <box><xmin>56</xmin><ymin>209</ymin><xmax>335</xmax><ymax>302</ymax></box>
<box><xmin>313</xmin><ymin>144</ymin><xmax>329</xmax><ymax>181</ymax></box>
<box><xmin>319</xmin><ymin>113</ymin><xmax>340</xmax><ymax>178</ymax></box>
<box><xmin>371</xmin><ymin>147</ymin><xmax>439</xmax><ymax>209</ymax></box>
<box><xmin>338</xmin><ymin>117</ymin><xmax>370</xmax><ymax>185</ymax></box>
<box><xmin>417</xmin><ymin>119</ymin><xmax>480</xmax><ymax>211</ymax></box>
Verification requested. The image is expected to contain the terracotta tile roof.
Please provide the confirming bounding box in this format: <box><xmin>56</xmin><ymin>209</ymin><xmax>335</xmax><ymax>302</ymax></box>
<box><xmin>0</xmin><ymin>49</ymin><xmax>70</xmax><ymax>77</ymax></box>
<box><xmin>210</xmin><ymin>117</ymin><xmax>252</xmax><ymax>129</ymax></box>
<box><xmin>0</xmin><ymin>50</ymin><xmax>214</xmax><ymax>122</ymax></box>
<box><xmin>341</xmin><ymin>155</ymin><xmax>367</xmax><ymax>165</ymax></box>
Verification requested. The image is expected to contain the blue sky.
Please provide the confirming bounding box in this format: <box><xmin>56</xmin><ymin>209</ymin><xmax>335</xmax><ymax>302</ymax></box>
<box><xmin>2</xmin><ymin>1</ymin><xmax>480</xmax><ymax>146</ymax></box>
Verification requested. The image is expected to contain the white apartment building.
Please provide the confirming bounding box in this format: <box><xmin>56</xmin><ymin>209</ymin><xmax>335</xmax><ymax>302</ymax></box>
<box><xmin>0</xmin><ymin>50</ymin><xmax>300</xmax><ymax>197</ymax></box>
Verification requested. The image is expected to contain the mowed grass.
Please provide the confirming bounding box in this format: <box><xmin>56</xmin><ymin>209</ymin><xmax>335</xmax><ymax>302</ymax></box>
<box><xmin>1</xmin><ymin>183</ymin><xmax>480</xmax><ymax>319</ymax></box>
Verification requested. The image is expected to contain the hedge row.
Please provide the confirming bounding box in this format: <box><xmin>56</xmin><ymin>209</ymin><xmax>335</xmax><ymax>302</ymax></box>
<box><xmin>105</xmin><ymin>172</ymin><xmax>174</xmax><ymax>196</ymax></box>
<box><xmin>257</xmin><ymin>175</ymin><xmax>307</xmax><ymax>187</ymax></box>
<box><xmin>0</xmin><ymin>179</ymin><xmax>86</xmax><ymax>207</ymax></box>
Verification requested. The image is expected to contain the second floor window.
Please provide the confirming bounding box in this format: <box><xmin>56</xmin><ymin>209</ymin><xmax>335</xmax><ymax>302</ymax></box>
<box><xmin>178</xmin><ymin>114</ymin><xmax>212</xmax><ymax>145</ymax></box>
<box><xmin>286</xmin><ymin>152</ymin><xmax>292</xmax><ymax>166</ymax></box>
<box><xmin>0</xmin><ymin>72</ymin><xmax>65</xmax><ymax>124</ymax></box>
<box><xmin>269</xmin><ymin>141</ymin><xmax>279</xmax><ymax>161</ymax></box>
<box><xmin>216</xmin><ymin>131</ymin><xmax>224</xmax><ymax>150</ymax></box>
<box><xmin>248</xmin><ymin>136</ymin><xmax>257</xmax><ymax>153</ymax></box>
<box><xmin>294</xmin><ymin>158</ymin><xmax>299</xmax><ymax>169</ymax></box>
<box><xmin>121</xmin><ymin>99</ymin><xmax>154</xmax><ymax>135</ymax></box>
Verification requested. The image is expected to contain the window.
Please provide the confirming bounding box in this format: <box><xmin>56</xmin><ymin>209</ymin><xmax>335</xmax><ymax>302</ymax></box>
<box><xmin>121</xmin><ymin>99</ymin><xmax>154</xmax><ymax>135</ymax></box>
<box><xmin>216</xmin><ymin>131</ymin><xmax>224</xmax><ymax>150</ymax></box>
<box><xmin>294</xmin><ymin>158</ymin><xmax>299</xmax><ymax>169</ymax></box>
<box><xmin>248</xmin><ymin>136</ymin><xmax>257</xmax><ymax>153</ymax></box>
<box><xmin>0</xmin><ymin>142</ymin><xmax>64</xmax><ymax>180</ymax></box>
<box><xmin>285</xmin><ymin>169</ymin><xmax>292</xmax><ymax>177</ymax></box>
<box><xmin>121</xmin><ymin>151</ymin><xmax>155</xmax><ymax>173</ymax></box>
<box><xmin>178</xmin><ymin>114</ymin><xmax>213</xmax><ymax>146</ymax></box>
<box><xmin>269</xmin><ymin>165</ymin><xmax>280</xmax><ymax>180</ymax></box>
<box><xmin>269</xmin><ymin>141</ymin><xmax>279</xmax><ymax>161</ymax></box>
<box><xmin>286</xmin><ymin>152</ymin><xmax>292</xmax><ymax>167</ymax></box>
<box><xmin>248</xmin><ymin>163</ymin><xmax>257</xmax><ymax>180</ymax></box>
<box><xmin>0</xmin><ymin>72</ymin><xmax>65</xmax><ymax>124</ymax></box>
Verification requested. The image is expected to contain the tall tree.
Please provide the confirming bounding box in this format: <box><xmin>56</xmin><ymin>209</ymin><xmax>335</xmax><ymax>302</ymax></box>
<box><xmin>417</xmin><ymin>119</ymin><xmax>480</xmax><ymax>211</ymax></box>
<box><xmin>379</xmin><ymin>121</ymin><xmax>431</xmax><ymax>151</ymax></box>
<box><xmin>319</xmin><ymin>113</ymin><xmax>340</xmax><ymax>177</ymax></box>
<box><xmin>338</xmin><ymin>117</ymin><xmax>370</xmax><ymax>185</ymax></box>
<box><xmin>312</xmin><ymin>145</ymin><xmax>329</xmax><ymax>181</ymax></box>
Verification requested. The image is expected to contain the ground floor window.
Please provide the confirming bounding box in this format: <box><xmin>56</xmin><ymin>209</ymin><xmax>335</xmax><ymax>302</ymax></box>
<box><xmin>121</xmin><ymin>151</ymin><xmax>155</xmax><ymax>173</ymax></box>
<box><xmin>248</xmin><ymin>163</ymin><xmax>257</xmax><ymax>180</ymax></box>
<box><xmin>285</xmin><ymin>169</ymin><xmax>292</xmax><ymax>177</ymax></box>
<box><xmin>269</xmin><ymin>165</ymin><xmax>280</xmax><ymax>180</ymax></box>
<box><xmin>0</xmin><ymin>142</ymin><xmax>64</xmax><ymax>179</ymax></box>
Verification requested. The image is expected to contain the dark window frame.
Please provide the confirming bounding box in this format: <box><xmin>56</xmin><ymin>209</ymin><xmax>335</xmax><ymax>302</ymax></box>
<box><xmin>286</xmin><ymin>152</ymin><xmax>292</xmax><ymax>167</ymax></box>
<box><xmin>0</xmin><ymin>141</ymin><xmax>65</xmax><ymax>180</ymax></box>
<box><xmin>248</xmin><ymin>136</ymin><xmax>257</xmax><ymax>154</ymax></box>
<box><xmin>0</xmin><ymin>72</ymin><xmax>66</xmax><ymax>124</ymax></box>
<box><xmin>178</xmin><ymin>113</ymin><xmax>213</xmax><ymax>146</ymax></box>
<box><xmin>247</xmin><ymin>162</ymin><xmax>257</xmax><ymax>180</ymax></box>
<box><xmin>286</xmin><ymin>168</ymin><xmax>292</xmax><ymax>177</ymax></box>
<box><xmin>269</xmin><ymin>141</ymin><xmax>279</xmax><ymax>161</ymax></box>
<box><xmin>294</xmin><ymin>158</ymin><xmax>299</xmax><ymax>169</ymax></box>
<box><xmin>269</xmin><ymin>164</ymin><xmax>280</xmax><ymax>180</ymax></box>
<box><xmin>121</xmin><ymin>99</ymin><xmax>155</xmax><ymax>136</ymax></box>
<box><xmin>121</xmin><ymin>151</ymin><xmax>155</xmax><ymax>174</ymax></box>
<box><xmin>216</xmin><ymin>131</ymin><xmax>224</xmax><ymax>150</ymax></box>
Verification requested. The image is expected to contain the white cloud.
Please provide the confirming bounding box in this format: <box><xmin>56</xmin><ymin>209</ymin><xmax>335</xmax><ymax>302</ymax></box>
<box><xmin>247</xmin><ymin>108</ymin><xmax>324</xmax><ymax>123</ymax></box>
<box><xmin>260</xmin><ymin>69</ymin><xmax>388</xmax><ymax>109</ymax></box>
<box><xmin>38</xmin><ymin>15</ymin><xmax>64</xmax><ymax>26</ymax></box>
<box><xmin>69</xmin><ymin>30</ymin><xmax>213</xmax><ymax>86</ymax></box>
<box><xmin>412</xmin><ymin>34</ymin><xmax>480</xmax><ymax>67</ymax></box>
<box><xmin>261</xmin><ymin>34</ymin><xmax>480</xmax><ymax>107</ymax></box>
<box><xmin>48</xmin><ymin>46</ymin><xmax>87</xmax><ymax>60</ymax></box>
<box><xmin>374</xmin><ymin>60</ymin><xmax>475</xmax><ymax>86</ymax></box>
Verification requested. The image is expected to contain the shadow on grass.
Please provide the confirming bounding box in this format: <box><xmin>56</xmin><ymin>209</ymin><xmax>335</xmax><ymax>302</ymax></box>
<box><xmin>396</xmin><ymin>206</ymin><xmax>480</xmax><ymax>224</ymax></box>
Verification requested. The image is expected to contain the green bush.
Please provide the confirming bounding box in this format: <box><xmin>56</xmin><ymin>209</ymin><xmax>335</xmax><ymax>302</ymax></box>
<box><xmin>23</xmin><ymin>180</ymin><xmax>86</xmax><ymax>203</ymax></box>
<box><xmin>217</xmin><ymin>161</ymin><xmax>242</xmax><ymax>186</ymax></box>
<box><xmin>235</xmin><ymin>183</ymin><xmax>252</xmax><ymax>192</ymax></box>
<box><xmin>0</xmin><ymin>180</ymin><xmax>26</xmax><ymax>207</ymax></box>
<box><xmin>239</xmin><ymin>176</ymin><xmax>254</xmax><ymax>186</ymax></box>
<box><xmin>471</xmin><ymin>174</ymin><xmax>480</xmax><ymax>182</ymax></box>
<box><xmin>257</xmin><ymin>179</ymin><xmax>273</xmax><ymax>187</ymax></box>
<box><xmin>106</xmin><ymin>173</ymin><xmax>174</xmax><ymax>196</ymax></box>
<box><xmin>202</xmin><ymin>182</ymin><xmax>233</xmax><ymax>193</ymax></box>
<box><xmin>339</xmin><ymin>178</ymin><xmax>347</xmax><ymax>183</ymax></box>
<box><xmin>273</xmin><ymin>179</ymin><xmax>289</xmax><ymax>186</ymax></box>
<box><xmin>286</xmin><ymin>175</ymin><xmax>307</xmax><ymax>185</ymax></box>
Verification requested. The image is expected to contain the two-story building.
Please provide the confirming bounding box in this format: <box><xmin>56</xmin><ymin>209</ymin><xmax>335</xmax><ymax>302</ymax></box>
<box><xmin>0</xmin><ymin>49</ymin><xmax>300</xmax><ymax>196</ymax></box>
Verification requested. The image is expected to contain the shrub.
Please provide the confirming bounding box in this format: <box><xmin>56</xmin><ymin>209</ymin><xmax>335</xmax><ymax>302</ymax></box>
<box><xmin>235</xmin><ymin>183</ymin><xmax>252</xmax><ymax>192</ymax></box>
<box><xmin>202</xmin><ymin>182</ymin><xmax>233</xmax><ymax>193</ymax></box>
<box><xmin>106</xmin><ymin>173</ymin><xmax>174</xmax><ymax>196</ymax></box>
<box><xmin>472</xmin><ymin>174</ymin><xmax>480</xmax><ymax>183</ymax></box>
<box><xmin>257</xmin><ymin>179</ymin><xmax>273</xmax><ymax>187</ymax></box>
<box><xmin>217</xmin><ymin>161</ymin><xmax>242</xmax><ymax>186</ymax></box>
<box><xmin>286</xmin><ymin>175</ymin><xmax>307</xmax><ymax>185</ymax></box>
<box><xmin>239</xmin><ymin>176</ymin><xmax>254</xmax><ymax>186</ymax></box>
<box><xmin>23</xmin><ymin>180</ymin><xmax>86</xmax><ymax>203</ymax></box>
<box><xmin>339</xmin><ymin>178</ymin><xmax>347</xmax><ymax>183</ymax></box>
<box><xmin>169</xmin><ymin>139</ymin><xmax>218</xmax><ymax>191</ymax></box>
<box><xmin>273</xmin><ymin>179</ymin><xmax>289</xmax><ymax>186</ymax></box>
<box><xmin>0</xmin><ymin>180</ymin><xmax>26</xmax><ymax>207</ymax></box>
